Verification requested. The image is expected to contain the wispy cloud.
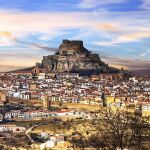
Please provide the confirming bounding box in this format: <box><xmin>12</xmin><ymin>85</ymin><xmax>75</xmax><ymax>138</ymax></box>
<box><xmin>140</xmin><ymin>49</ymin><xmax>150</xmax><ymax>57</ymax></box>
<box><xmin>96</xmin><ymin>23</ymin><xmax>119</xmax><ymax>32</ymax></box>
<box><xmin>0</xmin><ymin>10</ymin><xmax>93</xmax><ymax>34</ymax></box>
<box><xmin>15</xmin><ymin>39</ymin><xmax>58</xmax><ymax>52</ymax></box>
<box><xmin>94</xmin><ymin>29</ymin><xmax>150</xmax><ymax>46</ymax></box>
<box><xmin>79</xmin><ymin>0</ymin><xmax>127</xmax><ymax>8</ymax></box>
<box><xmin>140</xmin><ymin>0</ymin><xmax>150</xmax><ymax>10</ymax></box>
<box><xmin>0</xmin><ymin>9</ymin><xmax>149</xmax><ymax>46</ymax></box>
<box><xmin>0</xmin><ymin>31</ymin><xmax>58</xmax><ymax>51</ymax></box>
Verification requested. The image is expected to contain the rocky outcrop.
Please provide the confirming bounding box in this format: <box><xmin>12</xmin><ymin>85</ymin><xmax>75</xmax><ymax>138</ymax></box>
<box><xmin>33</xmin><ymin>39</ymin><xmax>120</xmax><ymax>76</ymax></box>
<box><xmin>59</xmin><ymin>39</ymin><xmax>89</xmax><ymax>54</ymax></box>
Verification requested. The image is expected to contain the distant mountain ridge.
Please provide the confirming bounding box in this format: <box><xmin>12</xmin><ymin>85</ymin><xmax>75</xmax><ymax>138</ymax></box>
<box><xmin>8</xmin><ymin>66</ymin><xmax>34</xmax><ymax>73</ymax></box>
<box><xmin>130</xmin><ymin>69</ymin><xmax>150</xmax><ymax>77</ymax></box>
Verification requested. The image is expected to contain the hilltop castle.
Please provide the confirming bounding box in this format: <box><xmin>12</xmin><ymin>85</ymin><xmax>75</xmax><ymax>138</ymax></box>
<box><xmin>32</xmin><ymin>39</ymin><xmax>121</xmax><ymax>76</ymax></box>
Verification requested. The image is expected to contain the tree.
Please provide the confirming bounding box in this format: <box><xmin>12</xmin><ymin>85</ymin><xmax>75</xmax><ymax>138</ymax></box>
<box><xmin>130</xmin><ymin>114</ymin><xmax>150</xmax><ymax>150</ymax></box>
<box><xmin>69</xmin><ymin>108</ymin><xmax>150</xmax><ymax>149</ymax></box>
<box><xmin>59</xmin><ymin>101</ymin><xmax>63</xmax><ymax>109</ymax></box>
<box><xmin>95</xmin><ymin>109</ymin><xmax>150</xmax><ymax>150</ymax></box>
<box><xmin>101</xmin><ymin>92</ymin><xmax>107</xmax><ymax>107</ymax></box>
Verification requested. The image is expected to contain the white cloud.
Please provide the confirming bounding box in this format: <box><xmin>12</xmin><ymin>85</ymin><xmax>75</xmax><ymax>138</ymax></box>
<box><xmin>0</xmin><ymin>8</ymin><xmax>149</xmax><ymax>46</ymax></box>
<box><xmin>141</xmin><ymin>0</ymin><xmax>150</xmax><ymax>10</ymax></box>
<box><xmin>38</xmin><ymin>31</ymin><xmax>67</xmax><ymax>41</ymax></box>
<box><xmin>0</xmin><ymin>9</ymin><xmax>97</xmax><ymax>46</ymax></box>
<box><xmin>39</xmin><ymin>34</ymin><xmax>54</xmax><ymax>41</ymax></box>
<box><xmin>79</xmin><ymin>0</ymin><xmax>127</xmax><ymax>8</ymax></box>
<box><xmin>140</xmin><ymin>50</ymin><xmax>150</xmax><ymax>57</ymax></box>
<box><xmin>94</xmin><ymin>29</ymin><xmax>150</xmax><ymax>46</ymax></box>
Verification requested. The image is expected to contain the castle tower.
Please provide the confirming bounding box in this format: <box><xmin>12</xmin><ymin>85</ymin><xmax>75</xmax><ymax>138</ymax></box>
<box><xmin>0</xmin><ymin>91</ymin><xmax>7</xmax><ymax>102</ymax></box>
<box><xmin>42</xmin><ymin>95</ymin><xmax>51</xmax><ymax>110</ymax></box>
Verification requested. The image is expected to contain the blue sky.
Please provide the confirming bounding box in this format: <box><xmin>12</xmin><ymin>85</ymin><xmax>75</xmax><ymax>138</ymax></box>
<box><xmin>0</xmin><ymin>0</ymin><xmax>149</xmax><ymax>71</ymax></box>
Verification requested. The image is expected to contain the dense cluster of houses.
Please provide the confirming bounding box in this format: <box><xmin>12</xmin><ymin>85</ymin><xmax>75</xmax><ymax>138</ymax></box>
<box><xmin>0</xmin><ymin>72</ymin><xmax>150</xmax><ymax>116</ymax></box>
<box><xmin>2</xmin><ymin>109</ymin><xmax>81</xmax><ymax>121</ymax></box>
<box><xmin>0</xmin><ymin>124</ymin><xmax>26</xmax><ymax>133</ymax></box>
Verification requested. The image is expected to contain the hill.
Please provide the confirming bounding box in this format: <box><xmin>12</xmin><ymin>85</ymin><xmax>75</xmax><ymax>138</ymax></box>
<box><xmin>32</xmin><ymin>39</ymin><xmax>120</xmax><ymax>76</ymax></box>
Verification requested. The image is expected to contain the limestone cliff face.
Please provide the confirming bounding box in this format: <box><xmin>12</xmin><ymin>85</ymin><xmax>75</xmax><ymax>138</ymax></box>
<box><xmin>35</xmin><ymin>39</ymin><xmax>119</xmax><ymax>75</ymax></box>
